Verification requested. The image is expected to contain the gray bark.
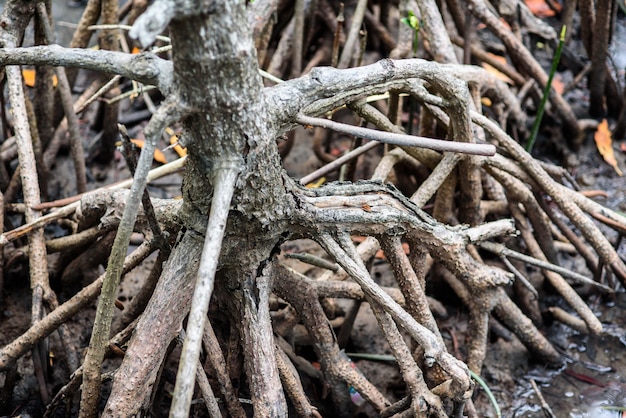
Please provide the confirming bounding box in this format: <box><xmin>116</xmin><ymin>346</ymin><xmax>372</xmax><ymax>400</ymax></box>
<box><xmin>106</xmin><ymin>1</ymin><xmax>293</xmax><ymax>416</ymax></box>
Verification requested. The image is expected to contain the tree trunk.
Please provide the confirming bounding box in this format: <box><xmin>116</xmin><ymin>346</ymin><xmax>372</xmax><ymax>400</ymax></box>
<box><xmin>106</xmin><ymin>1</ymin><xmax>292</xmax><ymax>415</ymax></box>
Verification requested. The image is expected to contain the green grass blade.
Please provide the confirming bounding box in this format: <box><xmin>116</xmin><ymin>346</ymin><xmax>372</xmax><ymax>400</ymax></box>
<box><xmin>526</xmin><ymin>25</ymin><xmax>567</xmax><ymax>153</ymax></box>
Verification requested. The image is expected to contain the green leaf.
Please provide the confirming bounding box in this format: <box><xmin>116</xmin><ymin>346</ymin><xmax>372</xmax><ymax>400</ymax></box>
<box><xmin>401</xmin><ymin>11</ymin><xmax>420</xmax><ymax>31</ymax></box>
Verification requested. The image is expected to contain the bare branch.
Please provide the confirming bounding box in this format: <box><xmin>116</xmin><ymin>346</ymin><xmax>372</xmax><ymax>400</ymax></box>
<box><xmin>296</xmin><ymin>115</ymin><xmax>496</xmax><ymax>156</ymax></box>
<box><xmin>479</xmin><ymin>241</ymin><xmax>613</xmax><ymax>292</ymax></box>
<box><xmin>81</xmin><ymin>96</ymin><xmax>191</xmax><ymax>413</ymax></box>
<box><xmin>0</xmin><ymin>45</ymin><xmax>173</xmax><ymax>93</ymax></box>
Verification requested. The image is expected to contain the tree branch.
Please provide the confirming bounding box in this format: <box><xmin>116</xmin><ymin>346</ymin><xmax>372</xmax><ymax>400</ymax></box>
<box><xmin>81</xmin><ymin>96</ymin><xmax>190</xmax><ymax>415</ymax></box>
<box><xmin>296</xmin><ymin>115</ymin><xmax>495</xmax><ymax>156</ymax></box>
<box><xmin>0</xmin><ymin>45</ymin><xmax>173</xmax><ymax>93</ymax></box>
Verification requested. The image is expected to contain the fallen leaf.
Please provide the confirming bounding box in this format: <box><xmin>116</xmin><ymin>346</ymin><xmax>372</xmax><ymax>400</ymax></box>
<box><xmin>305</xmin><ymin>177</ymin><xmax>326</xmax><ymax>188</ymax></box>
<box><xmin>165</xmin><ymin>127</ymin><xmax>187</xmax><ymax>157</ymax></box>
<box><xmin>525</xmin><ymin>0</ymin><xmax>560</xmax><ymax>17</ymax></box>
<box><xmin>594</xmin><ymin>119</ymin><xmax>623</xmax><ymax>176</ymax></box>
<box><xmin>551</xmin><ymin>74</ymin><xmax>564</xmax><ymax>95</ymax></box>
<box><xmin>130</xmin><ymin>139</ymin><xmax>168</xmax><ymax>164</ymax></box>
<box><xmin>579</xmin><ymin>190</ymin><xmax>609</xmax><ymax>199</ymax></box>
<box><xmin>168</xmin><ymin>135</ymin><xmax>187</xmax><ymax>157</ymax></box>
<box><xmin>22</xmin><ymin>69</ymin><xmax>58</xmax><ymax>87</ymax></box>
<box><xmin>131</xmin><ymin>46</ymin><xmax>141</xmax><ymax>54</ymax></box>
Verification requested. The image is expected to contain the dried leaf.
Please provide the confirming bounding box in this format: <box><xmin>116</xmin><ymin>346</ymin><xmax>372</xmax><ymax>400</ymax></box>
<box><xmin>551</xmin><ymin>74</ymin><xmax>564</xmax><ymax>95</ymax></box>
<box><xmin>579</xmin><ymin>190</ymin><xmax>609</xmax><ymax>198</ymax></box>
<box><xmin>524</xmin><ymin>0</ymin><xmax>560</xmax><ymax>17</ymax></box>
<box><xmin>164</xmin><ymin>127</ymin><xmax>187</xmax><ymax>157</ymax></box>
<box><xmin>305</xmin><ymin>177</ymin><xmax>326</xmax><ymax>188</ymax></box>
<box><xmin>130</xmin><ymin>139</ymin><xmax>168</xmax><ymax>164</ymax></box>
<box><xmin>594</xmin><ymin>119</ymin><xmax>623</xmax><ymax>176</ymax></box>
<box><xmin>168</xmin><ymin>135</ymin><xmax>187</xmax><ymax>157</ymax></box>
<box><xmin>22</xmin><ymin>69</ymin><xmax>58</xmax><ymax>87</ymax></box>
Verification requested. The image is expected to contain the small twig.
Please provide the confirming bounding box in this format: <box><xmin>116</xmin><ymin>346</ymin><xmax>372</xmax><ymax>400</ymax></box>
<box><xmin>548</xmin><ymin>307</ymin><xmax>588</xmax><ymax>334</ymax></box>
<box><xmin>296</xmin><ymin>114</ymin><xmax>496</xmax><ymax>156</ymax></box>
<box><xmin>275</xmin><ymin>346</ymin><xmax>319</xmax><ymax>417</ymax></box>
<box><xmin>0</xmin><ymin>156</ymin><xmax>186</xmax><ymax>245</ymax></box>
<box><xmin>299</xmin><ymin>140</ymin><xmax>379</xmax><ymax>185</ymax></box>
<box><xmin>499</xmin><ymin>255</ymin><xmax>539</xmax><ymax>299</ymax></box>
<box><xmin>202</xmin><ymin>322</ymin><xmax>246</xmax><ymax>418</ymax></box>
<box><xmin>331</xmin><ymin>3</ymin><xmax>344</xmax><ymax>67</ymax></box>
<box><xmin>76</xmin><ymin>75</ymin><xmax>122</xmax><ymax>114</ymax></box>
<box><xmin>478</xmin><ymin>241</ymin><xmax>613</xmax><ymax>292</ymax></box>
<box><xmin>291</xmin><ymin>0</ymin><xmax>305</xmax><ymax>77</ymax></box>
<box><xmin>118</xmin><ymin>124</ymin><xmax>164</xmax><ymax>239</ymax></box>
<box><xmin>285</xmin><ymin>252</ymin><xmax>339</xmax><ymax>271</ymax></box>
<box><xmin>529</xmin><ymin>378</ymin><xmax>556</xmax><ymax>418</ymax></box>
<box><xmin>194</xmin><ymin>352</ymin><xmax>222</xmax><ymax>417</ymax></box>
<box><xmin>412</xmin><ymin>152</ymin><xmax>464</xmax><ymax>208</ymax></box>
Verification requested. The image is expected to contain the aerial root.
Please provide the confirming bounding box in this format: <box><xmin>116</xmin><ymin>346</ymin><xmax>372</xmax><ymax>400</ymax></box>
<box><xmin>274</xmin><ymin>263</ymin><xmax>389</xmax><ymax>415</ymax></box>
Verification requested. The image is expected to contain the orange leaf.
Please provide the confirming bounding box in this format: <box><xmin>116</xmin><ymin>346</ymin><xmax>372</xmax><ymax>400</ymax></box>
<box><xmin>524</xmin><ymin>0</ymin><xmax>560</xmax><ymax>17</ymax></box>
<box><xmin>594</xmin><ymin>119</ymin><xmax>623</xmax><ymax>176</ymax></box>
<box><xmin>169</xmin><ymin>134</ymin><xmax>187</xmax><ymax>157</ymax></box>
<box><xmin>579</xmin><ymin>190</ymin><xmax>609</xmax><ymax>199</ymax></box>
<box><xmin>130</xmin><ymin>139</ymin><xmax>168</xmax><ymax>164</ymax></box>
<box><xmin>165</xmin><ymin>127</ymin><xmax>187</xmax><ymax>158</ymax></box>
<box><xmin>551</xmin><ymin>74</ymin><xmax>564</xmax><ymax>95</ymax></box>
<box><xmin>22</xmin><ymin>69</ymin><xmax>58</xmax><ymax>87</ymax></box>
<box><xmin>131</xmin><ymin>46</ymin><xmax>141</xmax><ymax>54</ymax></box>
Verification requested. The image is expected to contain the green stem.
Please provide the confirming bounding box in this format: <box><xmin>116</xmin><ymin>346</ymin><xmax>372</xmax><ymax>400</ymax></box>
<box><xmin>526</xmin><ymin>25</ymin><xmax>567</xmax><ymax>153</ymax></box>
<box><xmin>469</xmin><ymin>369</ymin><xmax>501</xmax><ymax>418</ymax></box>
